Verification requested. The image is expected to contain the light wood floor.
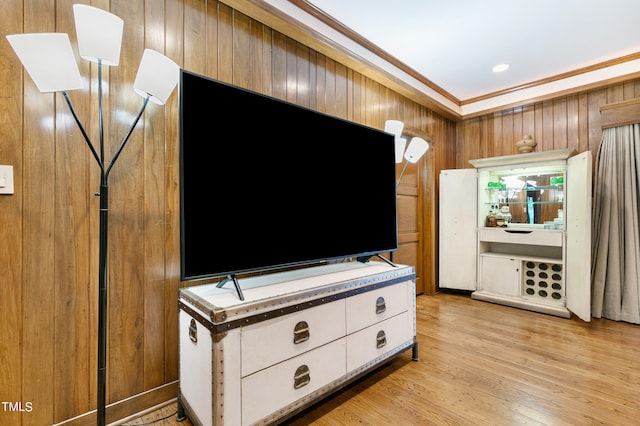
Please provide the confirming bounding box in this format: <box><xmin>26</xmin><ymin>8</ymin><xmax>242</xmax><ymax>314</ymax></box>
<box><xmin>122</xmin><ymin>291</ymin><xmax>640</xmax><ymax>425</ymax></box>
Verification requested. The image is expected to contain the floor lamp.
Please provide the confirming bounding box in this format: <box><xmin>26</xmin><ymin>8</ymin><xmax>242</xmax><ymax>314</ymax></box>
<box><xmin>384</xmin><ymin>120</ymin><xmax>429</xmax><ymax>263</ymax></box>
<box><xmin>384</xmin><ymin>120</ymin><xmax>430</xmax><ymax>186</ymax></box>
<box><xmin>7</xmin><ymin>5</ymin><xmax>179</xmax><ymax>425</ymax></box>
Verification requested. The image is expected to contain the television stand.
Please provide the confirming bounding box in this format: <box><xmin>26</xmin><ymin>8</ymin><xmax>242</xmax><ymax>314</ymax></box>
<box><xmin>357</xmin><ymin>253</ymin><xmax>397</xmax><ymax>268</ymax></box>
<box><xmin>215</xmin><ymin>274</ymin><xmax>244</xmax><ymax>300</ymax></box>
<box><xmin>178</xmin><ymin>261</ymin><xmax>417</xmax><ymax>425</ymax></box>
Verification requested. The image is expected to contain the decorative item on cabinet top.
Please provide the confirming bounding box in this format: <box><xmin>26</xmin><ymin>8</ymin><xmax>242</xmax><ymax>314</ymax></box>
<box><xmin>516</xmin><ymin>135</ymin><xmax>537</xmax><ymax>153</ymax></box>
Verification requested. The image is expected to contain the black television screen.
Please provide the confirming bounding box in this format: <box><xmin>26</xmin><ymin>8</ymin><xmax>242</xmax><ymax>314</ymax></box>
<box><xmin>179</xmin><ymin>69</ymin><xmax>397</xmax><ymax>281</ymax></box>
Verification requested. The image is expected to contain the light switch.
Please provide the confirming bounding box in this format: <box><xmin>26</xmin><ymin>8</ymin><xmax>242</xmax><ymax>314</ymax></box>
<box><xmin>0</xmin><ymin>165</ymin><xmax>14</xmax><ymax>195</ymax></box>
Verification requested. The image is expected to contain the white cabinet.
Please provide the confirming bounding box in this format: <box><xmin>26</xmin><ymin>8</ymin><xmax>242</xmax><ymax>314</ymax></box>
<box><xmin>177</xmin><ymin>261</ymin><xmax>417</xmax><ymax>425</ymax></box>
<box><xmin>439</xmin><ymin>149</ymin><xmax>592</xmax><ymax>321</ymax></box>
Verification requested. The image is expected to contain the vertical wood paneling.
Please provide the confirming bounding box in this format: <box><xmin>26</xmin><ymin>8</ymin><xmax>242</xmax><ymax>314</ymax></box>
<box><xmin>364</xmin><ymin>76</ymin><xmax>379</xmax><ymax>127</ymax></box>
<box><xmin>541</xmin><ymin>101</ymin><xmax>554</xmax><ymax>151</ymax></box>
<box><xmin>307</xmin><ymin>50</ymin><xmax>318</xmax><ymax>109</ymax></box>
<box><xmin>164</xmin><ymin>0</ymin><xmax>184</xmax><ymax>386</ymax></box>
<box><xmin>577</xmin><ymin>93</ymin><xmax>589</xmax><ymax>153</ymax></box>
<box><xmin>109</xmin><ymin>0</ymin><xmax>146</xmax><ymax>403</ymax></box>
<box><xmin>249</xmin><ymin>20</ymin><xmax>267</xmax><ymax>93</ymax></box>
<box><xmin>553</xmin><ymin>98</ymin><xmax>568</xmax><ymax>149</ymax></box>
<box><xmin>324</xmin><ymin>57</ymin><xmax>337</xmax><ymax>116</ymax></box>
<box><xmin>15</xmin><ymin>0</ymin><xmax>57</xmax><ymax>423</ymax></box>
<box><xmin>0</xmin><ymin>0</ymin><xmax>24</xmax><ymax>424</ymax></box>
<box><xmin>142</xmin><ymin>0</ymin><xmax>169</xmax><ymax>392</ymax></box>
<box><xmin>271</xmin><ymin>31</ymin><xmax>287</xmax><ymax>100</ymax></box>
<box><xmin>295</xmin><ymin>41</ymin><xmax>310</xmax><ymax>108</ymax></box>
<box><xmin>232</xmin><ymin>10</ymin><xmax>251</xmax><ymax>88</ymax></box>
<box><xmin>522</xmin><ymin>105</ymin><xmax>535</xmax><ymax>137</ymax></box>
<box><xmin>349</xmin><ymin>70</ymin><xmax>363</xmax><ymax>123</ymax></box>
<box><xmin>217</xmin><ymin>2</ymin><xmax>233</xmax><ymax>83</ymax></box>
<box><xmin>54</xmin><ymin>0</ymin><xmax>93</xmax><ymax>419</ymax></box>
<box><xmin>502</xmin><ymin>111</ymin><xmax>514</xmax><ymax>155</ymax></box>
<box><xmin>421</xmin><ymin>110</ymin><xmax>433</xmax><ymax>293</ymax></box>
<box><xmin>313</xmin><ymin>53</ymin><xmax>326</xmax><ymax>112</ymax></box>
<box><xmin>588</xmin><ymin>88</ymin><xmax>606</xmax><ymax>152</ymax></box>
<box><xmin>334</xmin><ymin>62</ymin><xmax>348</xmax><ymax>119</ymax></box>
<box><xmin>458</xmin><ymin>117</ymin><xmax>476</xmax><ymax>166</ymax></box>
<box><xmin>513</xmin><ymin>108</ymin><xmax>523</xmax><ymax>153</ymax></box>
<box><xmin>285</xmin><ymin>37</ymin><xmax>297</xmax><ymax>103</ymax></box>
<box><xmin>607</xmin><ymin>83</ymin><xmax>624</xmax><ymax>104</ymax></box>
<box><xmin>634</xmin><ymin>80</ymin><xmax>640</xmax><ymax>97</ymax></box>
<box><xmin>183</xmin><ymin>0</ymin><xmax>206</xmax><ymax>73</ymax></box>
<box><xmin>205</xmin><ymin>1</ymin><xmax>219</xmax><ymax>78</ymax></box>
<box><xmin>492</xmin><ymin>112</ymin><xmax>503</xmax><ymax>157</ymax></box>
<box><xmin>567</xmin><ymin>95</ymin><xmax>580</xmax><ymax>152</ymax></box>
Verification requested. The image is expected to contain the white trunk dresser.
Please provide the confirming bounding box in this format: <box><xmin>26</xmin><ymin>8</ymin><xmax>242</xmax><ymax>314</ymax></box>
<box><xmin>177</xmin><ymin>260</ymin><xmax>417</xmax><ymax>425</ymax></box>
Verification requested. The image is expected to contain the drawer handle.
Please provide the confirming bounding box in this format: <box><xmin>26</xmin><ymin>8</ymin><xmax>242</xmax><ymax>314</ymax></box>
<box><xmin>375</xmin><ymin>296</ymin><xmax>386</xmax><ymax>314</ymax></box>
<box><xmin>376</xmin><ymin>330</ymin><xmax>387</xmax><ymax>348</ymax></box>
<box><xmin>293</xmin><ymin>365</ymin><xmax>310</xmax><ymax>389</ymax></box>
<box><xmin>188</xmin><ymin>319</ymin><xmax>198</xmax><ymax>343</ymax></box>
<box><xmin>293</xmin><ymin>321</ymin><xmax>310</xmax><ymax>344</ymax></box>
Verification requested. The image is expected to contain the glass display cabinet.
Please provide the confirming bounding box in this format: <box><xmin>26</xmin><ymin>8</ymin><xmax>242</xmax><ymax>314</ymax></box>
<box><xmin>480</xmin><ymin>169</ymin><xmax>564</xmax><ymax>229</ymax></box>
<box><xmin>439</xmin><ymin>148</ymin><xmax>592</xmax><ymax>321</ymax></box>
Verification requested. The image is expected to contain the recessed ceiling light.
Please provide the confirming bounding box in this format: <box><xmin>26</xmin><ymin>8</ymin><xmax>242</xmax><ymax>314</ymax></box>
<box><xmin>493</xmin><ymin>63</ymin><xmax>510</xmax><ymax>73</ymax></box>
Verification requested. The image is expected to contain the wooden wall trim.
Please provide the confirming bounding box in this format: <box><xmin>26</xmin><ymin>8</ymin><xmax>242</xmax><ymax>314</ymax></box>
<box><xmin>222</xmin><ymin>0</ymin><xmax>461</xmax><ymax>120</ymax></box>
<box><xmin>287</xmin><ymin>0</ymin><xmax>458</xmax><ymax>105</ymax></box>
<box><xmin>600</xmin><ymin>98</ymin><xmax>640</xmax><ymax>128</ymax></box>
<box><xmin>53</xmin><ymin>382</ymin><xmax>179</xmax><ymax>426</ymax></box>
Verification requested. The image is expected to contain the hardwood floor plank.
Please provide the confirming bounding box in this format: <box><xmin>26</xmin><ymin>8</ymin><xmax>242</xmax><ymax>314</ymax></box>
<box><xmin>120</xmin><ymin>292</ymin><xmax>640</xmax><ymax>426</ymax></box>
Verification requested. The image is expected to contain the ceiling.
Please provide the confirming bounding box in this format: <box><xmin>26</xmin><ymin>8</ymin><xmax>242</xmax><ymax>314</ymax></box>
<box><xmin>271</xmin><ymin>0</ymin><xmax>640</xmax><ymax>116</ymax></box>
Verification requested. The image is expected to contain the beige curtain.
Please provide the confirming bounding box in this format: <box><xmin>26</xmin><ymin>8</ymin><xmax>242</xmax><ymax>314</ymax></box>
<box><xmin>591</xmin><ymin>124</ymin><xmax>640</xmax><ymax>324</ymax></box>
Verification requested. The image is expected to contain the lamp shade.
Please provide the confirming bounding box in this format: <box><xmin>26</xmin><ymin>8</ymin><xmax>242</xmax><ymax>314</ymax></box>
<box><xmin>133</xmin><ymin>49</ymin><xmax>180</xmax><ymax>105</ymax></box>
<box><xmin>394</xmin><ymin>137</ymin><xmax>407</xmax><ymax>163</ymax></box>
<box><xmin>73</xmin><ymin>4</ymin><xmax>123</xmax><ymax>66</ymax></box>
<box><xmin>404</xmin><ymin>137</ymin><xmax>429</xmax><ymax>163</ymax></box>
<box><xmin>385</xmin><ymin>120</ymin><xmax>406</xmax><ymax>163</ymax></box>
<box><xmin>384</xmin><ymin>119</ymin><xmax>404</xmax><ymax>139</ymax></box>
<box><xmin>6</xmin><ymin>33</ymin><xmax>83</xmax><ymax>93</ymax></box>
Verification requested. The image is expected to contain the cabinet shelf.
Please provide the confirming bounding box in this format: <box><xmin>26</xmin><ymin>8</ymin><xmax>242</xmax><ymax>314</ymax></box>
<box><xmin>480</xmin><ymin>251</ymin><xmax>562</xmax><ymax>264</ymax></box>
<box><xmin>485</xmin><ymin>184</ymin><xmax>563</xmax><ymax>192</ymax></box>
<box><xmin>483</xmin><ymin>201</ymin><xmax>563</xmax><ymax>206</ymax></box>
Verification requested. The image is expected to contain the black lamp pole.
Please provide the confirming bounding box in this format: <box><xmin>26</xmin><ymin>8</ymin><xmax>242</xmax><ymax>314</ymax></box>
<box><xmin>62</xmin><ymin>59</ymin><xmax>150</xmax><ymax>426</ymax></box>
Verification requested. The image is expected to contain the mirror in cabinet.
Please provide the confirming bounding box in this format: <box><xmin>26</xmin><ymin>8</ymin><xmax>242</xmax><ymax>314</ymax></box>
<box><xmin>479</xmin><ymin>165</ymin><xmax>565</xmax><ymax>229</ymax></box>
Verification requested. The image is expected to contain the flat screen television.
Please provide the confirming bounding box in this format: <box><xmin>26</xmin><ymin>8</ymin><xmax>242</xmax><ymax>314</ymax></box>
<box><xmin>179</xmin><ymin>69</ymin><xmax>397</xmax><ymax>283</ymax></box>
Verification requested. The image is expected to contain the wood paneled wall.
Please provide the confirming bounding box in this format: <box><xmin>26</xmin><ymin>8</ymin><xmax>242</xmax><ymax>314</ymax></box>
<box><xmin>456</xmin><ymin>80</ymin><xmax>640</xmax><ymax>168</ymax></box>
<box><xmin>0</xmin><ymin>1</ymin><xmax>454</xmax><ymax>424</ymax></box>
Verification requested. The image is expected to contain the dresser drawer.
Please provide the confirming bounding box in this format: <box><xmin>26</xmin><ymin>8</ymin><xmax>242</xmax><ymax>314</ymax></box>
<box><xmin>241</xmin><ymin>338</ymin><xmax>346</xmax><ymax>425</ymax></box>
<box><xmin>346</xmin><ymin>312</ymin><xmax>412</xmax><ymax>372</ymax></box>
<box><xmin>241</xmin><ymin>299</ymin><xmax>346</xmax><ymax>376</ymax></box>
<box><xmin>345</xmin><ymin>281</ymin><xmax>409</xmax><ymax>334</ymax></box>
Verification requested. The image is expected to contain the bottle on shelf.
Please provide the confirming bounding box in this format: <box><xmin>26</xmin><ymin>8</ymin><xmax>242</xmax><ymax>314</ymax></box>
<box><xmin>486</xmin><ymin>209</ymin><xmax>497</xmax><ymax>227</ymax></box>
